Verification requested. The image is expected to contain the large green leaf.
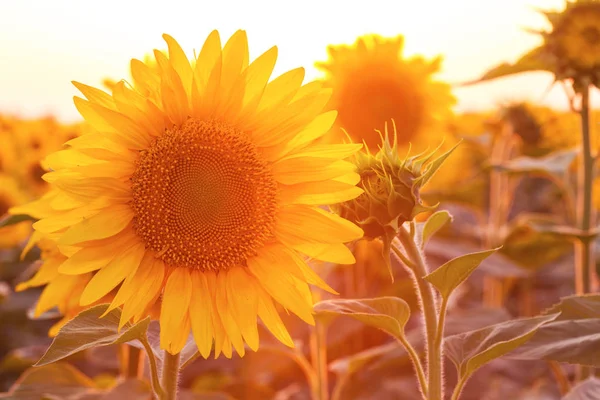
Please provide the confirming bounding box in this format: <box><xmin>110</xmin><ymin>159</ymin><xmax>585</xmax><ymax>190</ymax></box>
<box><xmin>314</xmin><ymin>297</ymin><xmax>410</xmax><ymax>340</ymax></box>
<box><xmin>562</xmin><ymin>378</ymin><xmax>600</xmax><ymax>400</ymax></box>
<box><xmin>423</xmin><ymin>248</ymin><xmax>499</xmax><ymax>299</ymax></box>
<box><xmin>0</xmin><ymin>363</ymin><xmax>98</xmax><ymax>399</ymax></box>
<box><xmin>445</xmin><ymin>313</ymin><xmax>558</xmax><ymax>379</ymax></box>
<box><xmin>462</xmin><ymin>46</ymin><xmax>552</xmax><ymax>86</ymax></box>
<box><xmin>36</xmin><ymin>304</ymin><xmax>150</xmax><ymax>366</ymax></box>
<box><xmin>507</xmin><ymin>318</ymin><xmax>600</xmax><ymax>367</ymax></box>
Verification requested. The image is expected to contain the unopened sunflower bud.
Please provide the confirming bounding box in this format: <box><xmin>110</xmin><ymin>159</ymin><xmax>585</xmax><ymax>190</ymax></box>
<box><xmin>335</xmin><ymin>125</ymin><xmax>458</xmax><ymax>280</ymax></box>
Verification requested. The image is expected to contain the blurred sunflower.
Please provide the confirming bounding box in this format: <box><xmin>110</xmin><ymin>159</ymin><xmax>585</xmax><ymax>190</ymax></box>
<box><xmin>315</xmin><ymin>34</ymin><xmax>455</xmax><ymax>151</ymax></box>
<box><xmin>13</xmin><ymin>31</ymin><xmax>363</xmax><ymax>358</ymax></box>
<box><xmin>472</xmin><ymin>0</ymin><xmax>600</xmax><ymax>90</ymax></box>
<box><xmin>0</xmin><ymin>174</ymin><xmax>32</xmax><ymax>248</ymax></box>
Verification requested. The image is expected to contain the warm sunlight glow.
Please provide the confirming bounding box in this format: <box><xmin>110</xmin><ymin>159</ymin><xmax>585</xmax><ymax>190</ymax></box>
<box><xmin>2</xmin><ymin>0</ymin><xmax>598</xmax><ymax>122</ymax></box>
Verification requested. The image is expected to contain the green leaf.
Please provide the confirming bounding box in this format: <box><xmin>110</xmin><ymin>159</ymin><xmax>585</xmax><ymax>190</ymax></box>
<box><xmin>562</xmin><ymin>377</ymin><xmax>600</xmax><ymax>400</ymax></box>
<box><xmin>36</xmin><ymin>304</ymin><xmax>150</xmax><ymax>366</ymax></box>
<box><xmin>421</xmin><ymin>210</ymin><xmax>452</xmax><ymax>247</ymax></box>
<box><xmin>0</xmin><ymin>362</ymin><xmax>98</xmax><ymax>399</ymax></box>
<box><xmin>423</xmin><ymin>247</ymin><xmax>499</xmax><ymax>299</ymax></box>
<box><xmin>314</xmin><ymin>297</ymin><xmax>410</xmax><ymax>340</ymax></box>
<box><xmin>444</xmin><ymin>313</ymin><xmax>559</xmax><ymax>379</ymax></box>
<box><xmin>544</xmin><ymin>294</ymin><xmax>600</xmax><ymax>320</ymax></box>
<box><xmin>461</xmin><ymin>46</ymin><xmax>552</xmax><ymax>86</ymax></box>
<box><xmin>489</xmin><ymin>149</ymin><xmax>578</xmax><ymax>177</ymax></box>
<box><xmin>507</xmin><ymin>318</ymin><xmax>600</xmax><ymax>367</ymax></box>
<box><xmin>0</xmin><ymin>214</ymin><xmax>36</xmax><ymax>228</ymax></box>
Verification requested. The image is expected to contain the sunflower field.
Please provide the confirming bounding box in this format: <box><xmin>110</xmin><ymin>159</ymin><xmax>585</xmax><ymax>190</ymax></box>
<box><xmin>1</xmin><ymin>1</ymin><xmax>600</xmax><ymax>399</ymax></box>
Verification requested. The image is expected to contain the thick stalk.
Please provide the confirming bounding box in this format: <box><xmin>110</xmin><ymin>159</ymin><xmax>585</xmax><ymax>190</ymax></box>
<box><xmin>161</xmin><ymin>352</ymin><xmax>181</xmax><ymax>400</ymax></box>
<box><xmin>575</xmin><ymin>84</ymin><xmax>595</xmax><ymax>380</ymax></box>
<box><xmin>483</xmin><ymin>124</ymin><xmax>515</xmax><ymax>307</ymax></box>
<box><xmin>397</xmin><ymin>227</ymin><xmax>442</xmax><ymax>400</ymax></box>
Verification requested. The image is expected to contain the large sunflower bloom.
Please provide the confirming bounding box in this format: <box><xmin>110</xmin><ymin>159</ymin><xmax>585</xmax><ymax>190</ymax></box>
<box><xmin>13</xmin><ymin>31</ymin><xmax>364</xmax><ymax>357</ymax></box>
<box><xmin>315</xmin><ymin>34</ymin><xmax>455</xmax><ymax>151</ymax></box>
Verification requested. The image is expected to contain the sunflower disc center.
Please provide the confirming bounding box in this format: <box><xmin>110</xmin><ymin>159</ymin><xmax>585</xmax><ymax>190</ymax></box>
<box><xmin>131</xmin><ymin>119</ymin><xmax>278</xmax><ymax>270</ymax></box>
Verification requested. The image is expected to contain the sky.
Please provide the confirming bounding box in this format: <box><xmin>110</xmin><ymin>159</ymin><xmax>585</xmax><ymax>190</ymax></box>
<box><xmin>1</xmin><ymin>0</ymin><xmax>599</xmax><ymax>123</ymax></box>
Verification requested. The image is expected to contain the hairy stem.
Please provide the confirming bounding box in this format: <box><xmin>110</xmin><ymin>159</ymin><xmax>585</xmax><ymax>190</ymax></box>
<box><xmin>450</xmin><ymin>375</ymin><xmax>469</xmax><ymax>400</ymax></box>
<box><xmin>397</xmin><ymin>226</ymin><xmax>442</xmax><ymax>400</ymax></box>
<box><xmin>161</xmin><ymin>351</ymin><xmax>181</xmax><ymax>400</ymax></box>
<box><xmin>141</xmin><ymin>339</ymin><xmax>164</xmax><ymax>399</ymax></box>
<box><xmin>397</xmin><ymin>335</ymin><xmax>429</xmax><ymax>399</ymax></box>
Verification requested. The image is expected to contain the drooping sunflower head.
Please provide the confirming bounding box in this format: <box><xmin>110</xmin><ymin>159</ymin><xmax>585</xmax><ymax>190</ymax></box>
<box><xmin>542</xmin><ymin>0</ymin><xmax>600</xmax><ymax>89</ymax></box>
<box><xmin>334</xmin><ymin>123</ymin><xmax>456</xmax><ymax>278</ymax></box>
<box><xmin>315</xmin><ymin>34</ymin><xmax>455</xmax><ymax>151</ymax></box>
<box><xmin>13</xmin><ymin>31</ymin><xmax>364</xmax><ymax>357</ymax></box>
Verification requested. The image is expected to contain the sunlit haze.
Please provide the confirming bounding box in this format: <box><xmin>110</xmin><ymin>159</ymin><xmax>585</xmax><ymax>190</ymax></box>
<box><xmin>1</xmin><ymin>0</ymin><xmax>599</xmax><ymax>122</ymax></box>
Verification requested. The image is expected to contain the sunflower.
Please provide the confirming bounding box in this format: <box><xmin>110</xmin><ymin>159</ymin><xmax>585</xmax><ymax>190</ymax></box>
<box><xmin>315</xmin><ymin>34</ymin><xmax>455</xmax><ymax>152</ymax></box>
<box><xmin>471</xmin><ymin>0</ymin><xmax>600</xmax><ymax>90</ymax></box>
<box><xmin>546</xmin><ymin>0</ymin><xmax>600</xmax><ymax>87</ymax></box>
<box><xmin>12</xmin><ymin>31</ymin><xmax>364</xmax><ymax>357</ymax></box>
<box><xmin>0</xmin><ymin>174</ymin><xmax>32</xmax><ymax>248</ymax></box>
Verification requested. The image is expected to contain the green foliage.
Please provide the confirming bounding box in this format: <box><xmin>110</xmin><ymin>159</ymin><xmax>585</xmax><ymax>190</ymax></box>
<box><xmin>423</xmin><ymin>248</ymin><xmax>499</xmax><ymax>300</ymax></box>
<box><xmin>420</xmin><ymin>210</ymin><xmax>452</xmax><ymax>247</ymax></box>
<box><xmin>489</xmin><ymin>149</ymin><xmax>577</xmax><ymax>178</ymax></box>
<box><xmin>444</xmin><ymin>313</ymin><xmax>559</xmax><ymax>380</ymax></box>
<box><xmin>314</xmin><ymin>297</ymin><xmax>411</xmax><ymax>340</ymax></box>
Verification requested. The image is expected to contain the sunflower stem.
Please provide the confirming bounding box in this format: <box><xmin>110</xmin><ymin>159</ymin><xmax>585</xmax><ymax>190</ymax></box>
<box><xmin>397</xmin><ymin>225</ymin><xmax>442</xmax><ymax>400</ymax></box>
<box><xmin>141</xmin><ymin>338</ymin><xmax>164</xmax><ymax>399</ymax></box>
<box><xmin>575</xmin><ymin>83</ymin><xmax>595</xmax><ymax>380</ymax></box>
<box><xmin>483</xmin><ymin>121</ymin><xmax>516</xmax><ymax>308</ymax></box>
<box><xmin>161</xmin><ymin>351</ymin><xmax>181</xmax><ymax>400</ymax></box>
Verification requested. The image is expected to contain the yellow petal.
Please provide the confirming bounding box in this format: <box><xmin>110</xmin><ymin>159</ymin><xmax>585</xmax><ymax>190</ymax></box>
<box><xmin>276</xmin><ymin>205</ymin><xmax>363</xmax><ymax>243</ymax></box>
<box><xmin>215</xmin><ymin>272</ymin><xmax>246</xmax><ymax>357</ymax></box>
<box><xmin>160</xmin><ymin>268</ymin><xmax>192</xmax><ymax>354</ymax></box>
<box><xmin>189</xmin><ymin>270</ymin><xmax>215</xmax><ymax>359</ymax></box>
<box><xmin>272</xmin><ymin>158</ymin><xmax>356</xmax><ymax>185</ymax></box>
<box><xmin>262</xmin><ymin>244</ymin><xmax>337</xmax><ymax>294</ymax></box>
<box><xmin>256</xmin><ymin>286</ymin><xmax>294</xmax><ymax>347</ymax></box>
<box><xmin>121</xmin><ymin>255</ymin><xmax>165</xmax><ymax>327</ymax></box>
<box><xmin>58</xmin><ymin>205</ymin><xmax>133</xmax><ymax>245</ymax></box>
<box><xmin>256</xmin><ymin>68</ymin><xmax>305</xmax><ymax>113</ymax></box>
<box><xmin>154</xmin><ymin>50</ymin><xmax>189</xmax><ymax>126</ymax></box>
<box><xmin>73</xmin><ymin>97</ymin><xmax>150</xmax><ymax>149</ymax></box>
<box><xmin>79</xmin><ymin>242</ymin><xmax>145</xmax><ymax>305</ymax></box>
<box><xmin>283</xmin><ymin>241</ymin><xmax>356</xmax><ymax>265</ymax></box>
<box><xmin>226</xmin><ymin>267</ymin><xmax>259</xmax><ymax>351</ymax></box>
<box><xmin>163</xmin><ymin>34</ymin><xmax>193</xmax><ymax>96</ymax></box>
<box><xmin>72</xmin><ymin>81</ymin><xmax>116</xmax><ymax>110</ymax></box>
<box><xmin>248</xmin><ymin>254</ymin><xmax>314</xmax><ymax>325</ymax></box>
